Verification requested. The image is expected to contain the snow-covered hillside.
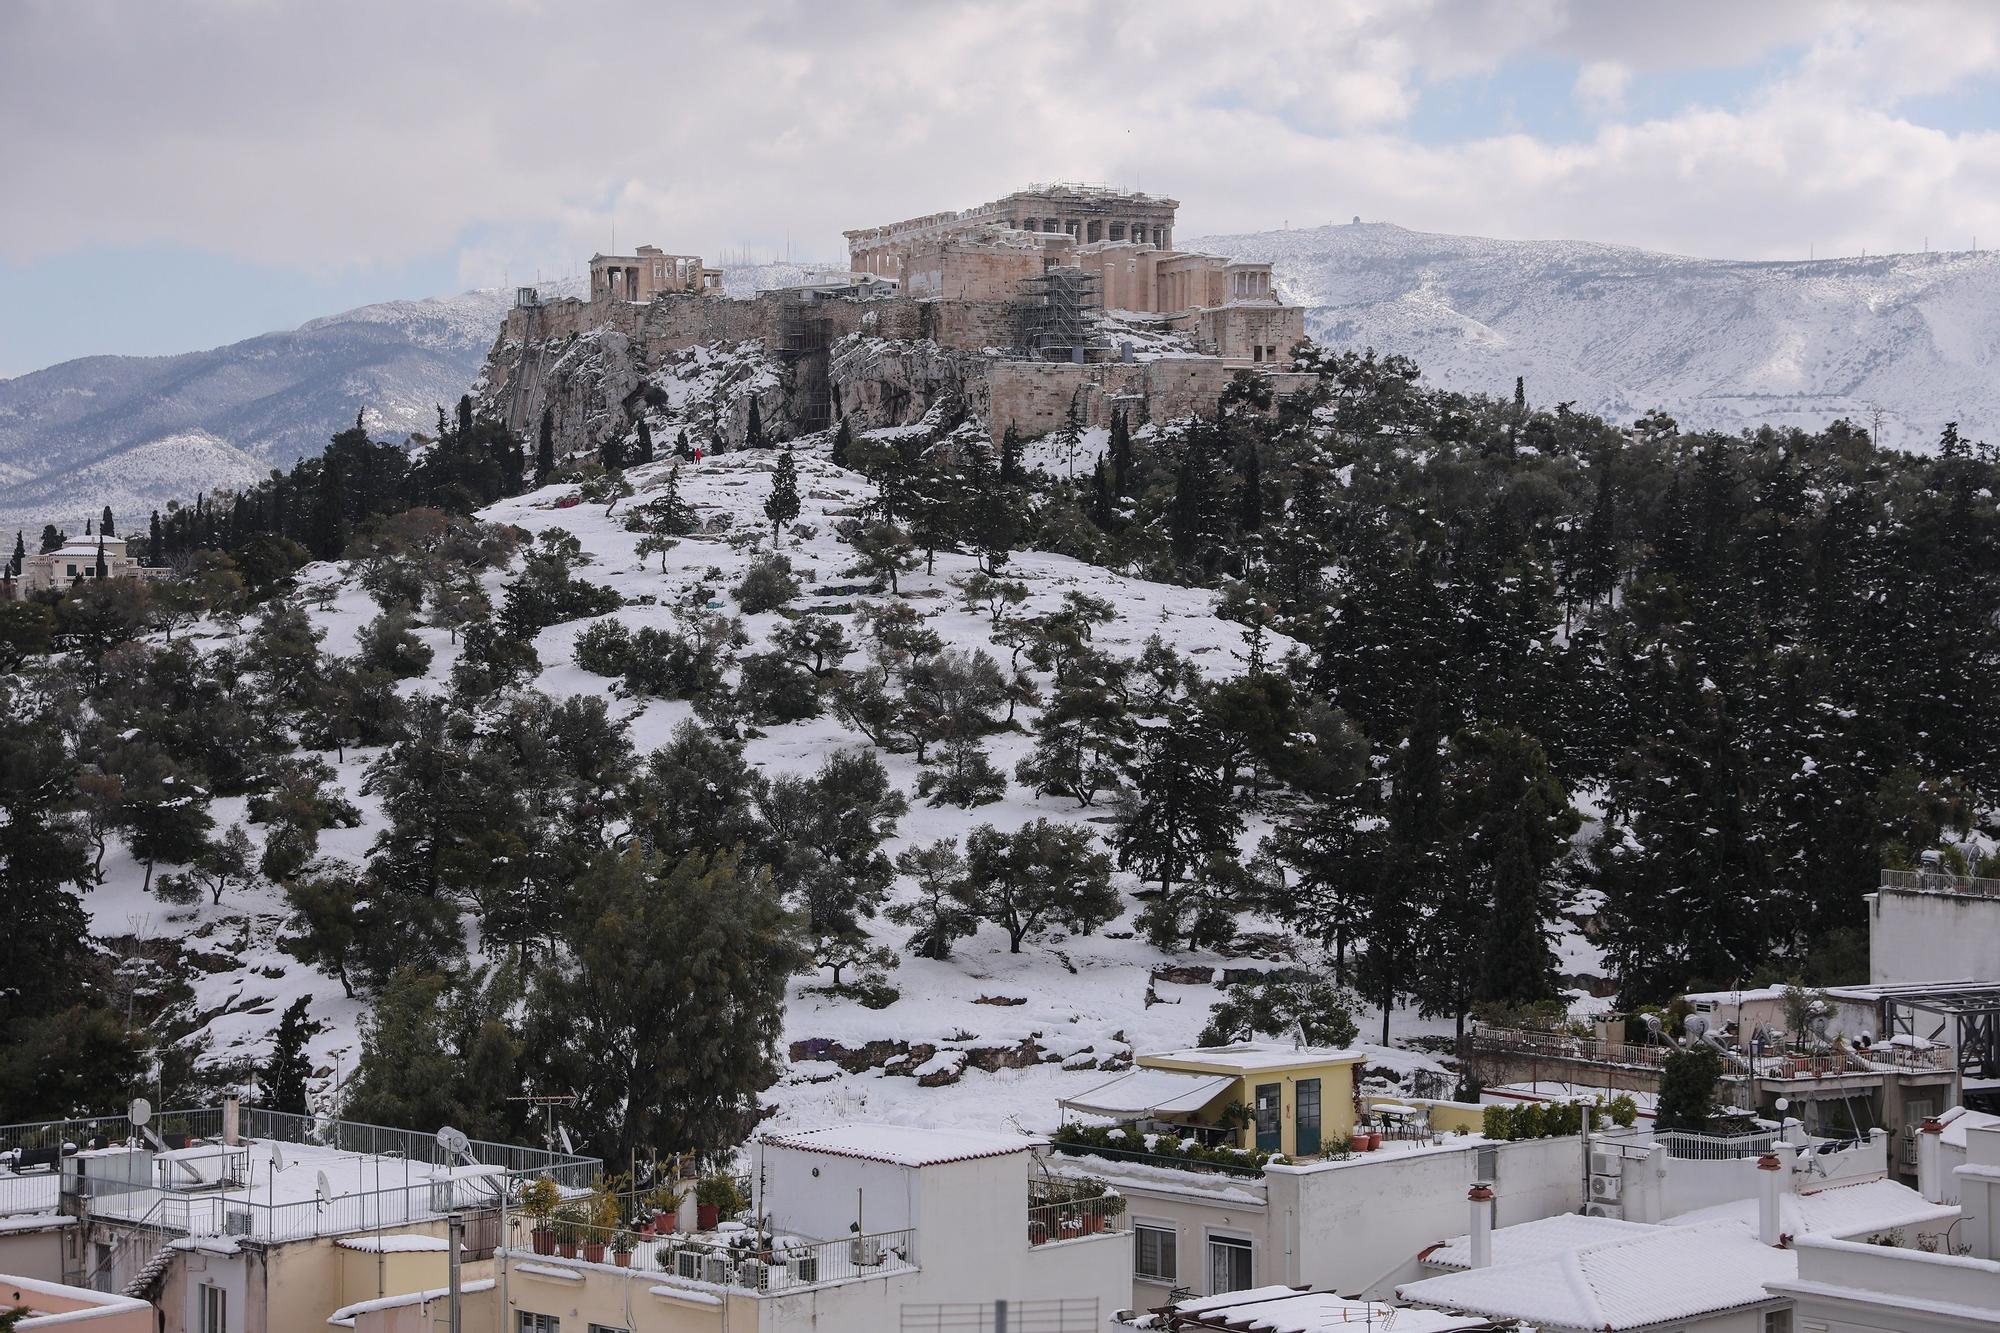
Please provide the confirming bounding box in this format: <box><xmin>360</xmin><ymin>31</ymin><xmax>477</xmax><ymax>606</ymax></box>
<box><xmin>1192</xmin><ymin>222</ymin><xmax>2000</xmax><ymax>450</ymax></box>
<box><xmin>93</xmin><ymin>434</ymin><xmax>1461</xmax><ymax>1140</ymax></box>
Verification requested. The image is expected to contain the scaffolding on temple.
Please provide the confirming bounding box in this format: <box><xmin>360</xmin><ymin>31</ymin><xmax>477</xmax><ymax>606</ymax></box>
<box><xmin>773</xmin><ymin>293</ymin><xmax>834</xmax><ymax>435</ymax></box>
<box><xmin>1017</xmin><ymin>266</ymin><xmax>1106</xmax><ymax>363</ymax></box>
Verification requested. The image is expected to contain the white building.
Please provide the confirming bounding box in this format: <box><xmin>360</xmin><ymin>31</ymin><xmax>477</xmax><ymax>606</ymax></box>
<box><xmin>1111</xmin><ymin>1284</ymin><xmax>1506</xmax><ymax>1331</ymax></box>
<box><xmin>353</xmin><ymin>1124</ymin><xmax>1132</xmax><ymax>1333</ymax></box>
<box><xmin>4</xmin><ymin>535</ymin><xmax>169</xmax><ymax>600</ymax></box>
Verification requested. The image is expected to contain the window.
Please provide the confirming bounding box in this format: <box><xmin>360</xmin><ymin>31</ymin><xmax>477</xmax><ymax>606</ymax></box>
<box><xmin>1134</xmin><ymin>1224</ymin><xmax>1177</xmax><ymax>1283</ymax></box>
<box><xmin>589</xmin><ymin>1325</ymin><xmax>631</xmax><ymax>1333</ymax></box>
<box><xmin>1763</xmin><ymin>1311</ymin><xmax>1793</xmax><ymax>1333</ymax></box>
<box><xmin>1207</xmin><ymin>1234</ymin><xmax>1252</xmax><ymax>1294</ymax></box>
<box><xmin>518</xmin><ymin>1315</ymin><xmax>559</xmax><ymax>1333</ymax></box>
<box><xmin>200</xmin><ymin>1285</ymin><xmax>227</xmax><ymax>1333</ymax></box>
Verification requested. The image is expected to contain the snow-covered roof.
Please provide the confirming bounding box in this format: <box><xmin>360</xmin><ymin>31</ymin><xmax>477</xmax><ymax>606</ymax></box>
<box><xmin>759</xmin><ymin>1123</ymin><xmax>1041</xmax><ymax>1168</ymax></box>
<box><xmin>327</xmin><ymin>1278</ymin><xmax>494</xmax><ymax>1327</ymax></box>
<box><xmin>335</xmin><ymin>1233</ymin><xmax>457</xmax><ymax>1253</ymax></box>
<box><xmin>1118</xmin><ymin>1285</ymin><xmax>1495</xmax><ymax>1331</ymax></box>
<box><xmin>1940</xmin><ymin>1106</ymin><xmax>2000</xmax><ymax>1149</ymax></box>
<box><xmin>1059</xmin><ymin>1068</ymin><xmax>1235</xmax><ymax>1117</ymax></box>
<box><xmin>1664</xmin><ymin>1177</ymin><xmax>1958</xmax><ymax>1240</ymax></box>
<box><xmin>1422</xmin><ymin>1212</ymin><xmax>1655</xmax><ymax>1270</ymax></box>
<box><xmin>1397</xmin><ymin>1220</ymin><xmax>1794</xmax><ymax>1331</ymax></box>
<box><xmin>1140</xmin><ymin>1041</ymin><xmax>1366</xmax><ymax>1072</ymax></box>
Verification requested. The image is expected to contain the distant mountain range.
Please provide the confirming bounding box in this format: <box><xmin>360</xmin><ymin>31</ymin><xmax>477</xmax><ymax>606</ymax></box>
<box><xmin>1192</xmin><ymin>222</ymin><xmax>2000</xmax><ymax>451</ymax></box>
<box><xmin>9</xmin><ymin>227</ymin><xmax>1999</xmax><ymax>534</ymax></box>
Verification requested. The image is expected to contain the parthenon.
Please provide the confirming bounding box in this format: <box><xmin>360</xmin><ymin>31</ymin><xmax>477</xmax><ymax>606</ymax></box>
<box><xmin>845</xmin><ymin>184</ymin><xmax>1179</xmax><ymax>277</ymax></box>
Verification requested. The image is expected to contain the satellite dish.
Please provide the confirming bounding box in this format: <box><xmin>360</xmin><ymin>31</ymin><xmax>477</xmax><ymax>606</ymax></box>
<box><xmin>436</xmin><ymin>1126</ymin><xmax>471</xmax><ymax>1160</ymax></box>
<box><xmin>316</xmin><ymin>1171</ymin><xmax>333</xmax><ymax>1207</ymax></box>
<box><xmin>1683</xmin><ymin>1014</ymin><xmax>1710</xmax><ymax>1042</ymax></box>
<box><xmin>271</xmin><ymin>1143</ymin><xmax>287</xmax><ymax>1173</ymax></box>
<box><xmin>128</xmin><ymin>1098</ymin><xmax>152</xmax><ymax>1129</ymax></box>
<box><xmin>1641</xmin><ymin>1013</ymin><xmax>1662</xmax><ymax>1037</ymax></box>
<box><xmin>557</xmin><ymin>1125</ymin><xmax>575</xmax><ymax>1157</ymax></box>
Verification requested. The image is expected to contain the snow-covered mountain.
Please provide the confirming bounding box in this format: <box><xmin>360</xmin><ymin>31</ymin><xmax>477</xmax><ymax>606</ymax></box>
<box><xmin>0</xmin><ymin>286</ymin><xmax>562</xmax><ymax>536</ymax></box>
<box><xmin>1190</xmin><ymin>222</ymin><xmax>2000</xmax><ymax>450</ymax></box>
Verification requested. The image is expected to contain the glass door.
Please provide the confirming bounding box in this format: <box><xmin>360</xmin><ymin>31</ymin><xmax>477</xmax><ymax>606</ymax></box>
<box><xmin>1254</xmin><ymin>1083</ymin><xmax>1281</xmax><ymax>1152</ymax></box>
<box><xmin>1295</xmin><ymin>1078</ymin><xmax>1321</xmax><ymax>1156</ymax></box>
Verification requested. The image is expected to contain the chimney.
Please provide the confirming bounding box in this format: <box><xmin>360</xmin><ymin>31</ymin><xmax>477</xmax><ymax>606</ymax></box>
<box><xmin>1467</xmin><ymin>1183</ymin><xmax>1495</xmax><ymax>1269</ymax></box>
<box><xmin>222</xmin><ymin>1094</ymin><xmax>240</xmax><ymax>1147</ymax></box>
<box><xmin>1917</xmin><ymin>1117</ymin><xmax>1946</xmax><ymax>1204</ymax></box>
<box><xmin>1756</xmin><ymin>1153</ymin><xmax>1785</xmax><ymax>1246</ymax></box>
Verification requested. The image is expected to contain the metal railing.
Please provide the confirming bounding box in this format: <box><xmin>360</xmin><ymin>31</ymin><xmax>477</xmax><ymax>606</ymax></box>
<box><xmin>508</xmin><ymin>1215</ymin><xmax>919</xmax><ymax>1293</ymax></box>
<box><xmin>240</xmin><ymin>1108</ymin><xmax>598</xmax><ymax>1187</ymax></box>
<box><xmin>1880</xmin><ymin>868</ymin><xmax>2000</xmax><ymax>899</ymax></box>
<box><xmin>1047</xmin><ymin>1140</ymin><xmax>1268</xmax><ymax>1178</ymax></box>
<box><xmin>0</xmin><ymin>1171</ymin><xmax>60</xmax><ymax>1216</ymax></box>
<box><xmin>1026</xmin><ymin>1196</ymin><xmax>1127</xmax><ymax>1246</ymax></box>
<box><xmin>1656</xmin><ymin>1130</ymin><xmax>1780</xmax><ymax>1161</ymax></box>
<box><xmin>1470</xmin><ymin>1026</ymin><xmax>1675</xmax><ymax>1069</ymax></box>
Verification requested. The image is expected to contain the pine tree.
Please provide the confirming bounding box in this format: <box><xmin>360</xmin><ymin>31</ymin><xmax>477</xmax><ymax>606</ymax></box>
<box><xmin>676</xmin><ymin>428</ymin><xmax>693</xmax><ymax>461</ymax></box>
<box><xmin>39</xmin><ymin>525</ymin><xmax>61</xmax><ymax>554</ymax></box>
<box><xmin>8</xmin><ymin>532</ymin><xmax>22</xmax><ymax>576</ymax></box>
<box><xmin>765</xmin><ymin>445</ymin><xmax>801</xmax><ymax>543</ymax></box>
<box><xmin>635</xmin><ymin>417</ymin><xmax>655</xmax><ymax>465</ymax></box>
<box><xmin>600</xmin><ymin>433</ymin><xmax>626</xmax><ymax>472</ymax></box>
<box><xmin>746</xmin><ymin>397</ymin><xmax>768</xmax><ymax>449</ymax></box>
<box><xmin>536</xmin><ymin>407</ymin><xmax>556</xmax><ymax>483</ymax></box>
<box><xmin>100</xmin><ymin>506</ymin><xmax>115</xmax><ymax>538</ymax></box>
<box><xmin>999</xmin><ymin>426</ymin><xmax>1022</xmax><ymax>484</ymax></box>
<box><xmin>1089</xmin><ymin>457</ymin><xmax>1116</xmax><ymax>529</ymax></box>
<box><xmin>262</xmin><ymin>997</ymin><xmax>317</xmax><ymax>1114</ymax></box>
<box><xmin>831</xmin><ymin>419</ymin><xmax>853</xmax><ymax>468</ymax></box>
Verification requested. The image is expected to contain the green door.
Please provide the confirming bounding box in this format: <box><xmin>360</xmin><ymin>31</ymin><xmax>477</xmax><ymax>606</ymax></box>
<box><xmin>1295</xmin><ymin>1078</ymin><xmax>1322</xmax><ymax>1156</ymax></box>
<box><xmin>1254</xmin><ymin>1083</ymin><xmax>1281</xmax><ymax>1152</ymax></box>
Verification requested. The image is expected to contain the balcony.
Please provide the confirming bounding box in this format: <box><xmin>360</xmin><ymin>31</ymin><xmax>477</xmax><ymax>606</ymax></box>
<box><xmin>505</xmin><ymin>1213</ymin><xmax>920</xmax><ymax>1296</ymax></box>
<box><xmin>1880</xmin><ymin>867</ymin><xmax>2000</xmax><ymax>899</ymax></box>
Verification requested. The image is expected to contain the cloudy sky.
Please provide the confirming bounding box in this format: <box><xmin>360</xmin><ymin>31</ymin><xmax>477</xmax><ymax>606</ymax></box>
<box><xmin>6</xmin><ymin>0</ymin><xmax>2000</xmax><ymax>377</ymax></box>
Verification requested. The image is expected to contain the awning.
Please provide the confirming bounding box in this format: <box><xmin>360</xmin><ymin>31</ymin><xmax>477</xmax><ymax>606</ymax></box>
<box><xmin>1059</xmin><ymin>1068</ymin><xmax>1235</xmax><ymax>1118</ymax></box>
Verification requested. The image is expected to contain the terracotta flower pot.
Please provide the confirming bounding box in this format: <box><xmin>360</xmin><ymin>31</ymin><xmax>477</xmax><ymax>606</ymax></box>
<box><xmin>1350</xmin><ymin>1133</ymin><xmax>1370</xmax><ymax>1152</ymax></box>
<box><xmin>1028</xmin><ymin>1221</ymin><xmax>1048</xmax><ymax>1246</ymax></box>
<box><xmin>614</xmin><ymin>1250</ymin><xmax>631</xmax><ymax>1268</ymax></box>
<box><xmin>1367</xmin><ymin>1132</ymin><xmax>1382</xmax><ymax>1151</ymax></box>
<box><xmin>1081</xmin><ymin>1213</ymin><xmax>1103</xmax><ymax>1235</ymax></box>
<box><xmin>697</xmin><ymin>1204</ymin><xmax>719</xmax><ymax>1231</ymax></box>
<box><xmin>582</xmin><ymin>1241</ymin><xmax>606</xmax><ymax>1264</ymax></box>
<box><xmin>531</xmin><ymin>1227</ymin><xmax>555</xmax><ymax>1256</ymax></box>
<box><xmin>654</xmin><ymin>1210</ymin><xmax>674</xmax><ymax>1232</ymax></box>
<box><xmin>557</xmin><ymin>1239</ymin><xmax>578</xmax><ymax>1259</ymax></box>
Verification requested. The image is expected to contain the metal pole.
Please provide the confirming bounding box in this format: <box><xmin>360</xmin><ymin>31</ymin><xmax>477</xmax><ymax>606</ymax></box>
<box><xmin>994</xmin><ymin>1298</ymin><xmax>1008</xmax><ymax>1333</ymax></box>
<box><xmin>447</xmin><ymin>1212</ymin><xmax>464</xmax><ymax>1333</ymax></box>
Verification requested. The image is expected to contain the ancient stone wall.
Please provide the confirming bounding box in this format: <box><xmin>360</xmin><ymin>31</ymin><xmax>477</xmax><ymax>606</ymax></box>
<box><xmin>984</xmin><ymin>361</ymin><xmax>1317</xmax><ymax>441</ymax></box>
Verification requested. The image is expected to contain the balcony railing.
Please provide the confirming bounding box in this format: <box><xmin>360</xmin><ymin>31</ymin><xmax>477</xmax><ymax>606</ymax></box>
<box><xmin>1026</xmin><ymin>1196</ymin><xmax>1127</xmax><ymax>1246</ymax></box>
<box><xmin>1657</xmin><ymin>1130</ymin><xmax>1781</xmax><ymax>1161</ymax></box>
<box><xmin>1470</xmin><ymin>1026</ymin><xmax>1674</xmax><ymax>1069</ymax></box>
<box><xmin>1880</xmin><ymin>868</ymin><xmax>2000</xmax><ymax>899</ymax></box>
<box><xmin>507</xmin><ymin>1215</ymin><xmax>918</xmax><ymax>1293</ymax></box>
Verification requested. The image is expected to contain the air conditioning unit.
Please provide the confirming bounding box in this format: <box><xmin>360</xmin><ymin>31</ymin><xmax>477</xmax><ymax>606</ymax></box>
<box><xmin>700</xmin><ymin>1254</ymin><xmax>732</xmax><ymax>1286</ymax></box>
<box><xmin>738</xmin><ymin>1259</ymin><xmax>769</xmax><ymax>1291</ymax></box>
<box><xmin>1589</xmin><ymin>1150</ymin><xmax>1623</xmax><ymax>1177</ymax></box>
<box><xmin>791</xmin><ymin>1252</ymin><xmax>819</xmax><ymax>1284</ymax></box>
<box><xmin>1589</xmin><ymin>1173</ymin><xmax>1623</xmax><ymax>1203</ymax></box>
<box><xmin>223</xmin><ymin>1210</ymin><xmax>254</xmax><ymax>1237</ymax></box>
<box><xmin>673</xmin><ymin>1249</ymin><xmax>701</xmax><ymax>1281</ymax></box>
<box><xmin>1584</xmin><ymin>1201</ymin><xmax>1625</xmax><ymax>1219</ymax></box>
<box><xmin>850</xmin><ymin>1235</ymin><xmax>883</xmax><ymax>1267</ymax></box>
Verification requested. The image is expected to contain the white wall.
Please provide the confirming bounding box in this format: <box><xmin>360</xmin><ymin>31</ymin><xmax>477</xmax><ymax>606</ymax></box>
<box><xmin>1772</xmin><ymin>1237</ymin><xmax>2000</xmax><ymax>1332</ymax></box>
<box><xmin>760</xmin><ymin>1145</ymin><xmax>919</xmax><ymax>1241</ymax></box>
<box><xmin>0</xmin><ymin>1223</ymin><xmax>69</xmax><ymax>1285</ymax></box>
<box><xmin>1869</xmin><ymin>888</ymin><xmax>2000</xmax><ymax>985</ymax></box>
<box><xmin>1270</xmin><ymin>1134</ymin><xmax>1587</xmax><ymax>1298</ymax></box>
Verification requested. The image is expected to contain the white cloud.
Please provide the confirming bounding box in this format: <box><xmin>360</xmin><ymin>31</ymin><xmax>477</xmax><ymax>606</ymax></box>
<box><xmin>3</xmin><ymin>0</ymin><xmax>2000</xmax><ymax>285</ymax></box>
<box><xmin>1573</xmin><ymin>60</ymin><xmax>1630</xmax><ymax>115</ymax></box>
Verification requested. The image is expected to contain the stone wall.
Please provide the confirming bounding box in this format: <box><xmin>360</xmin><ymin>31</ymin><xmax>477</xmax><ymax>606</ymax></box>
<box><xmin>985</xmin><ymin>360</ymin><xmax>1316</xmax><ymax>441</ymax></box>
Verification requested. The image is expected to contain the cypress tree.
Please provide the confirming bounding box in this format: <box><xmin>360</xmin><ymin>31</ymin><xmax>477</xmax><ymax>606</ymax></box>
<box><xmin>1240</xmin><ymin>442</ymin><xmax>1264</xmax><ymax>532</ymax></box>
<box><xmin>676</xmin><ymin>429</ymin><xmax>693</xmax><ymax>461</ymax></box>
<box><xmin>9</xmin><ymin>531</ymin><xmax>22</xmax><ymax>576</ymax></box>
<box><xmin>262</xmin><ymin>997</ymin><xmax>317</xmax><ymax>1115</ymax></box>
<box><xmin>456</xmin><ymin>394</ymin><xmax>474</xmax><ymax>447</ymax></box>
<box><xmin>999</xmin><ymin>426</ymin><xmax>1022</xmax><ymax>484</ymax></box>
<box><xmin>747</xmin><ymin>397</ymin><xmax>768</xmax><ymax>450</ymax></box>
<box><xmin>1089</xmin><ymin>457</ymin><xmax>1115</xmax><ymax>529</ymax></box>
<box><xmin>94</xmin><ymin>538</ymin><xmax>107</xmax><ymax>581</ymax></box>
<box><xmin>601</xmin><ymin>433</ymin><xmax>626</xmax><ymax>472</ymax></box>
<box><xmin>1109</xmin><ymin>408</ymin><xmax>1133</xmax><ymax>495</ymax></box>
<box><xmin>831</xmin><ymin>419</ymin><xmax>852</xmax><ymax>468</ymax></box>
<box><xmin>536</xmin><ymin>407</ymin><xmax>556</xmax><ymax>484</ymax></box>
<box><xmin>148</xmin><ymin>512</ymin><xmax>163</xmax><ymax>563</ymax></box>
<box><xmin>100</xmin><ymin>506</ymin><xmax>115</xmax><ymax>537</ymax></box>
<box><xmin>765</xmin><ymin>445</ymin><xmax>800</xmax><ymax>543</ymax></box>
<box><xmin>635</xmin><ymin>417</ymin><xmax>655</xmax><ymax>465</ymax></box>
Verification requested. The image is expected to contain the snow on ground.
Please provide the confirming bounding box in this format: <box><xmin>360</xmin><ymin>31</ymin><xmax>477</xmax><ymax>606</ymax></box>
<box><xmin>83</xmin><ymin>437</ymin><xmax>1504</xmax><ymax>1145</ymax></box>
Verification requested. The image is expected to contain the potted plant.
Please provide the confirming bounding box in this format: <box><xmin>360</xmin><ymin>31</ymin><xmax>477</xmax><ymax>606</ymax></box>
<box><xmin>695</xmin><ymin>1175</ymin><xmax>741</xmax><ymax>1231</ymax></box>
<box><xmin>555</xmin><ymin>1203</ymin><xmax>583</xmax><ymax>1259</ymax></box>
<box><xmin>520</xmin><ymin>1178</ymin><xmax>561</xmax><ymax>1256</ymax></box>
<box><xmin>580</xmin><ymin>1181</ymin><xmax>620</xmax><ymax>1263</ymax></box>
<box><xmin>648</xmin><ymin>1181</ymin><xmax>685</xmax><ymax>1233</ymax></box>
<box><xmin>1089</xmin><ymin>1188</ymin><xmax>1127</xmax><ymax>1235</ymax></box>
<box><xmin>611</xmin><ymin>1229</ymin><xmax>636</xmax><ymax>1267</ymax></box>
